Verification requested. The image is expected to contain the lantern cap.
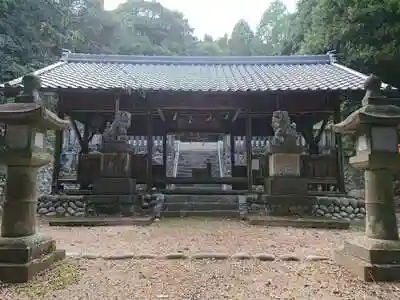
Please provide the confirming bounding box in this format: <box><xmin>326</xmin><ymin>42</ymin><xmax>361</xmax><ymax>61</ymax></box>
<box><xmin>0</xmin><ymin>103</ymin><xmax>69</xmax><ymax>130</ymax></box>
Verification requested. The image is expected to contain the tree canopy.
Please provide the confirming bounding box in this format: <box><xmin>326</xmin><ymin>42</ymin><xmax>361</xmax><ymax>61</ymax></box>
<box><xmin>1</xmin><ymin>0</ymin><xmax>400</xmax><ymax>93</ymax></box>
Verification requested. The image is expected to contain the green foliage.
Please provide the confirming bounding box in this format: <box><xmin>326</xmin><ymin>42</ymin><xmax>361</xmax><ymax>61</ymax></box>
<box><xmin>253</xmin><ymin>0</ymin><xmax>290</xmax><ymax>55</ymax></box>
<box><xmin>228</xmin><ymin>20</ymin><xmax>255</xmax><ymax>56</ymax></box>
<box><xmin>290</xmin><ymin>0</ymin><xmax>400</xmax><ymax>90</ymax></box>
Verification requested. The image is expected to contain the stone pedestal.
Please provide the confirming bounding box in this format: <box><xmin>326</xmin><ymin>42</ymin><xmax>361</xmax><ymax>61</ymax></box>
<box><xmin>264</xmin><ymin>147</ymin><xmax>311</xmax><ymax>216</ymax></box>
<box><xmin>102</xmin><ymin>140</ymin><xmax>131</xmax><ymax>153</ymax></box>
<box><xmin>0</xmin><ymin>166</ymin><xmax>65</xmax><ymax>283</ymax></box>
<box><xmin>77</xmin><ymin>153</ymin><xmax>102</xmax><ymax>186</ymax></box>
<box><xmin>334</xmin><ymin>236</ymin><xmax>400</xmax><ymax>281</ymax></box>
<box><xmin>265</xmin><ymin>177</ymin><xmax>308</xmax><ymax>195</ymax></box>
<box><xmin>0</xmin><ymin>235</ymin><xmax>65</xmax><ymax>283</ymax></box>
<box><xmin>85</xmin><ymin>148</ymin><xmax>138</xmax><ymax>216</ymax></box>
<box><xmin>333</xmin><ymin>168</ymin><xmax>400</xmax><ymax>281</ymax></box>
<box><xmin>266</xmin><ymin>151</ymin><xmax>305</xmax><ymax>196</ymax></box>
<box><xmin>102</xmin><ymin>152</ymin><xmax>132</xmax><ymax>177</ymax></box>
<box><xmin>268</xmin><ymin>153</ymin><xmax>301</xmax><ymax>176</ymax></box>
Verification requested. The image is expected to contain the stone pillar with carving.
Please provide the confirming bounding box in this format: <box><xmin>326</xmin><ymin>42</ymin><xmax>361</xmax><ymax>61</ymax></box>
<box><xmin>264</xmin><ymin>111</ymin><xmax>310</xmax><ymax>216</ymax></box>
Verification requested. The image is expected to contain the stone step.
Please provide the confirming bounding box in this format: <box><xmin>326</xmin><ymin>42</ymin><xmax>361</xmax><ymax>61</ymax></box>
<box><xmin>161</xmin><ymin>210</ymin><xmax>240</xmax><ymax>218</ymax></box>
<box><xmin>177</xmin><ymin>170</ymin><xmax>192</xmax><ymax>174</ymax></box>
<box><xmin>165</xmin><ymin>202</ymin><xmax>238</xmax><ymax>211</ymax></box>
<box><xmin>166</xmin><ymin>195</ymin><xmax>238</xmax><ymax>203</ymax></box>
<box><xmin>192</xmin><ymin>203</ymin><xmax>238</xmax><ymax>210</ymax></box>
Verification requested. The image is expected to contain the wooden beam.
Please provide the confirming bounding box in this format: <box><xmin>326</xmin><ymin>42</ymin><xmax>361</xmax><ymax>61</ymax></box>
<box><xmin>157</xmin><ymin>109</ymin><xmax>166</xmax><ymax>122</ymax></box>
<box><xmin>230</xmin><ymin>133</ymin><xmax>235</xmax><ymax>169</ymax></box>
<box><xmin>67</xmin><ymin>110</ymin><xmax>153</xmax><ymax>115</ymax></box>
<box><xmin>232</xmin><ymin>109</ymin><xmax>241</xmax><ymax>123</ymax></box>
<box><xmin>333</xmin><ymin>96</ymin><xmax>345</xmax><ymax>193</ymax></box>
<box><xmin>51</xmin><ymin>109</ymin><xmax>64</xmax><ymax>194</ymax></box>
<box><xmin>162</xmin><ymin>132</ymin><xmax>167</xmax><ymax>168</ymax></box>
<box><xmin>146</xmin><ymin>111</ymin><xmax>153</xmax><ymax>191</ymax></box>
<box><xmin>82</xmin><ymin>123</ymin><xmax>90</xmax><ymax>154</ymax></box>
<box><xmin>157</xmin><ymin>106</ymin><xmax>239</xmax><ymax>111</ymax></box>
<box><xmin>71</xmin><ymin>119</ymin><xmax>84</xmax><ymax>150</ymax></box>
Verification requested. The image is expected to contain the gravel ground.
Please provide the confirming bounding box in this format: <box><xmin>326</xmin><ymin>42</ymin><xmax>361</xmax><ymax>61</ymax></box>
<box><xmin>0</xmin><ymin>218</ymin><xmax>399</xmax><ymax>299</ymax></box>
<box><xmin>37</xmin><ymin>218</ymin><xmax>357</xmax><ymax>257</ymax></box>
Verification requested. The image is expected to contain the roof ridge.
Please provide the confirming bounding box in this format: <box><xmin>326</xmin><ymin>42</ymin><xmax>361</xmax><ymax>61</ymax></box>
<box><xmin>61</xmin><ymin>53</ymin><xmax>332</xmax><ymax>65</ymax></box>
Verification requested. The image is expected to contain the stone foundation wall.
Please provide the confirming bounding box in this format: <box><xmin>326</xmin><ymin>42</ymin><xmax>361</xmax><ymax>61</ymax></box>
<box><xmin>37</xmin><ymin>195</ymin><xmax>86</xmax><ymax>217</ymax></box>
<box><xmin>246</xmin><ymin>195</ymin><xmax>366</xmax><ymax>221</ymax></box>
<box><xmin>314</xmin><ymin>196</ymin><xmax>366</xmax><ymax>221</ymax></box>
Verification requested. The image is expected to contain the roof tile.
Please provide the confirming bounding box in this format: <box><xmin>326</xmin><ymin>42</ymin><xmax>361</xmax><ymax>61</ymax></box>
<box><xmin>1</xmin><ymin>53</ymin><xmax>370</xmax><ymax>91</ymax></box>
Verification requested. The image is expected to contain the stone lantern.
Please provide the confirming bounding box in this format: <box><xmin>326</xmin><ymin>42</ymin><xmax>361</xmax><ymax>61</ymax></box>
<box><xmin>0</xmin><ymin>74</ymin><xmax>69</xmax><ymax>283</ymax></box>
<box><xmin>333</xmin><ymin>74</ymin><xmax>400</xmax><ymax>281</ymax></box>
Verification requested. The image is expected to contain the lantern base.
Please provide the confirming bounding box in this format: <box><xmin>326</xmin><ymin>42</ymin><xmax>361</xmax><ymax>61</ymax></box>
<box><xmin>0</xmin><ymin>234</ymin><xmax>65</xmax><ymax>283</ymax></box>
<box><xmin>334</xmin><ymin>236</ymin><xmax>400</xmax><ymax>282</ymax></box>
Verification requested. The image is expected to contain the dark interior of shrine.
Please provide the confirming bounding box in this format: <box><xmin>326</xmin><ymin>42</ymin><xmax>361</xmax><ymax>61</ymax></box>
<box><xmin>50</xmin><ymin>87</ymin><xmax>365</xmax><ymax>195</ymax></box>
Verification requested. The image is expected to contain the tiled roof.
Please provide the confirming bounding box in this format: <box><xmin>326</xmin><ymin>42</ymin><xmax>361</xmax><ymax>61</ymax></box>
<box><xmin>0</xmin><ymin>53</ymin><xmax>380</xmax><ymax>92</ymax></box>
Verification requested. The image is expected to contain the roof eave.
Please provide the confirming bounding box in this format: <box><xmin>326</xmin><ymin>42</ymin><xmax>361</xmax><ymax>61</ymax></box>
<box><xmin>332</xmin><ymin>62</ymin><xmax>395</xmax><ymax>90</ymax></box>
<box><xmin>0</xmin><ymin>61</ymin><xmax>67</xmax><ymax>89</ymax></box>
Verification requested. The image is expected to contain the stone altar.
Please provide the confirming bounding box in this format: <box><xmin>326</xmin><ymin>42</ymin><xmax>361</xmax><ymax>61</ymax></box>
<box><xmin>0</xmin><ymin>75</ymin><xmax>69</xmax><ymax>283</ymax></box>
<box><xmin>85</xmin><ymin>110</ymin><xmax>137</xmax><ymax>216</ymax></box>
<box><xmin>333</xmin><ymin>75</ymin><xmax>400</xmax><ymax>282</ymax></box>
<box><xmin>264</xmin><ymin>111</ymin><xmax>311</xmax><ymax>215</ymax></box>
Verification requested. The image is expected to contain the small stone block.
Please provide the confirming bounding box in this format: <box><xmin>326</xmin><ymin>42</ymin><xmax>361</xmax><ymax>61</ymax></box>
<box><xmin>279</xmin><ymin>254</ymin><xmax>300</xmax><ymax>261</ymax></box>
<box><xmin>48</xmin><ymin>216</ymin><xmax>153</xmax><ymax>227</ymax></box>
<box><xmin>134</xmin><ymin>254</ymin><xmax>157</xmax><ymax>260</ymax></box>
<box><xmin>254</xmin><ymin>254</ymin><xmax>275</xmax><ymax>261</ymax></box>
<box><xmin>162</xmin><ymin>253</ymin><xmax>188</xmax><ymax>260</ymax></box>
<box><xmin>81</xmin><ymin>254</ymin><xmax>101</xmax><ymax>260</ymax></box>
<box><xmin>191</xmin><ymin>253</ymin><xmax>230</xmax><ymax>260</ymax></box>
<box><xmin>333</xmin><ymin>248</ymin><xmax>400</xmax><ymax>282</ymax></box>
<box><xmin>102</xmin><ymin>254</ymin><xmax>135</xmax><ymax>260</ymax></box>
<box><xmin>66</xmin><ymin>252</ymin><xmax>81</xmax><ymax>258</ymax></box>
<box><xmin>305</xmin><ymin>255</ymin><xmax>329</xmax><ymax>262</ymax></box>
<box><xmin>231</xmin><ymin>252</ymin><xmax>253</xmax><ymax>260</ymax></box>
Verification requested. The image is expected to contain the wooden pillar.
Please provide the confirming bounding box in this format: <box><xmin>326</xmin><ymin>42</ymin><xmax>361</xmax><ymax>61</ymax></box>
<box><xmin>230</xmin><ymin>133</ymin><xmax>235</xmax><ymax>170</ymax></box>
<box><xmin>82</xmin><ymin>123</ymin><xmax>89</xmax><ymax>154</ymax></box>
<box><xmin>334</xmin><ymin>102</ymin><xmax>345</xmax><ymax>192</ymax></box>
<box><xmin>162</xmin><ymin>132</ymin><xmax>167</xmax><ymax>173</ymax></box>
<box><xmin>246</xmin><ymin>116</ymin><xmax>252</xmax><ymax>192</ymax></box>
<box><xmin>146</xmin><ymin>112</ymin><xmax>153</xmax><ymax>191</ymax></box>
<box><xmin>51</xmin><ymin>111</ymin><xmax>64</xmax><ymax>194</ymax></box>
